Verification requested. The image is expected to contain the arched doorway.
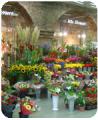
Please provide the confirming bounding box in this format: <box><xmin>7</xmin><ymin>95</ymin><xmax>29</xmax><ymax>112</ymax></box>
<box><xmin>54</xmin><ymin>9</ymin><xmax>97</xmax><ymax>47</ymax></box>
<box><xmin>1</xmin><ymin>2</ymin><xmax>33</xmax><ymax>66</ymax></box>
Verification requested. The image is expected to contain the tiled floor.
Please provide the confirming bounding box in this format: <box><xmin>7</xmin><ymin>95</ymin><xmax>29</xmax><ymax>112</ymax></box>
<box><xmin>13</xmin><ymin>97</ymin><xmax>97</xmax><ymax>118</ymax></box>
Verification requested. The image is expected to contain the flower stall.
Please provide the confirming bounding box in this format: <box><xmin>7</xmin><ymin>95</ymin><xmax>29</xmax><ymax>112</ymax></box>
<box><xmin>1</xmin><ymin>22</ymin><xmax>97</xmax><ymax>118</ymax></box>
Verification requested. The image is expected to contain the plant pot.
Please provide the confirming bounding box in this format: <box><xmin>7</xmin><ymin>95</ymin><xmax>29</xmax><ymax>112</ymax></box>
<box><xmin>19</xmin><ymin>112</ymin><xmax>29</xmax><ymax>118</ymax></box>
<box><xmin>68</xmin><ymin>97</ymin><xmax>75</xmax><ymax>112</ymax></box>
<box><xmin>78</xmin><ymin>106</ymin><xmax>85</xmax><ymax>111</ymax></box>
<box><xmin>48</xmin><ymin>91</ymin><xmax>51</xmax><ymax>99</ymax></box>
<box><xmin>52</xmin><ymin>95</ymin><xmax>59</xmax><ymax>111</ymax></box>
<box><xmin>2</xmin><ymin>104</ymin><xmax>16</xmax><ymax>118</ymax></box>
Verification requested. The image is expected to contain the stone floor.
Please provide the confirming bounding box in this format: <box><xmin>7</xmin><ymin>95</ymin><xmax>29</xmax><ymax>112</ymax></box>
<box><xmin>13</xmin><ymin>97</ymin><xmax>97</xmax><ymax>118</ymax></box>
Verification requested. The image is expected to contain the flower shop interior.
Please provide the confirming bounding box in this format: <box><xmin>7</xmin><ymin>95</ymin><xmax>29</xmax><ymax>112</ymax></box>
<box><xmin>1</xmin><ymin>1</ymin><xmax>97</xmax><ymax>118</ymax></box>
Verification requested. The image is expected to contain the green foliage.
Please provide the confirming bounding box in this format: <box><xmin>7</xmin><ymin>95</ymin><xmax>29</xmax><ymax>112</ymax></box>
<box><xmin>76</xmin><ymin>91</ymin><xmax>85</xmax><ymax>107</ymax></box>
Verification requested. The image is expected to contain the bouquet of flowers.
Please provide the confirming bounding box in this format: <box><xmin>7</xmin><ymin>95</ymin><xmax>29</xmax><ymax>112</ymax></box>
<box><xmin>2</xmin><ymin>93</ymin><xmax>18</xmax><ymax>105</ymax></box>
<box><xmin>20</xmin><ymin>97</ymin><xmax>38</xmax><ymax>115</ymax></box>
<box><xmin>85</xmin><ymin>86</ymin><xmax>97</xmax><ymax>98</ymax></box>
<box><xmin>76</xmin><ymin>72</ymin><xmax>85</xmax><ymax>79</ymax></box>
<box><xmin>53</xmin><ymin>64</ymin><xmax>61</xmax><ymax>70</ymax></box>
<box><xmin>55</xmin><ymin>59</ymin><xmax>64</xmax><ymax>63</ymax></box>
<box><xmin>49</xmin><ymin>51</ymin><xmax>57</xmax><ymax>58</ymax></box>
<box><xmin>43</xmin><ymin>57</ymin><xmax>56</xmax><ymax>63</ymax></box>
<box><xmin>65</xmin><ymin>56</ymin><xmax>81</xmax><ymax>63</ymax></box>
<box><xmin>14</xmin><ymin>82</ymin><xmax>30</xmax><ymax>92</ymax></box>
<box><xmin>47</xmin><ymin>81</ymin><xmax>62</xmax><ymax>95</ymax></box>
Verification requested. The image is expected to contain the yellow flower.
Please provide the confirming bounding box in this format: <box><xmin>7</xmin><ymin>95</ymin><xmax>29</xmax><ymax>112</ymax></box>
<box><xmin>25</xmin><ymin>104</ymin><xmax>32</xmax><ymax>110</ymax></box>
<box><xmin>55</xmin><ymin>59</ymin><xmax>64</xmax><ymax>63</ymax></box>
<box><xmin>54</xmin><ymin>64</ymin><xmax>61</xmax><ymax>70</ymax></box>
<box><xmin>58</xmin><ymin>71</ymin><xmax>62</xmax><ymax>74</ymax></box>
<box><xmin>64</xmin><ymin>63</ymin><xmax>84</xmax><ymax>68</ymax></box>
<box><xmin>72</xmin><ymin>81</ymin><xmax>80</xmax><ymax>87</ymax></box>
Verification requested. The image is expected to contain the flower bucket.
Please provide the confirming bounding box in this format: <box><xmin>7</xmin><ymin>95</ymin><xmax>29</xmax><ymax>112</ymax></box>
<box><xmin>35</xmin><ymin>89</ymin><xmax>41</xmax><ymax>99</ymax></box>
<box><xmin>19</xmin><ymin>112</ymin><xmax>29</xmax><ymax>118</ymax></box>
<box><xmin>2</xmin><ymin>104</ymin><xmax>16</xmax><ymax>118</ymax></box>
<box><xmin>48</xmin><ymin>91</ymin><xmax>51</xmax><ymax>99</ymax></box>
<box><xmin>68</xmin><ymin>97</ymin><xmax>75</xmax><ymax>112</ymax></box>
<box><xmin>52</xmin><ymin>95</ymin><xmax>59</xmax><ymax>111</ymax></box>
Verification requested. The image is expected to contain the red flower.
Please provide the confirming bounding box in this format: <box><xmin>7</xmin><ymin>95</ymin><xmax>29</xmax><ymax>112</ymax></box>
<box><xmin>43</xmin><ymin>57</ymin><xmax>56</xmax><ymax>63</ymax></box>
<box><xmin>91</xmin><ymin>87</ymin><xmax>95</xmax><ymax>92</ymax></box>
<box><xmin>84</xmin><ymin>64</ymin><xmax>93</xmax><ymax>67</ymax></box>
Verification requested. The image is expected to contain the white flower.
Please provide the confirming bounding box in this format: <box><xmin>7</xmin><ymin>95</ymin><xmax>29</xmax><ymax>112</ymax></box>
<box><xmin>55</xmin><ymin>88</ymin><xmax>61</xmax><ymax>93</ymax></box>
<box><xmin>66</xmin><ymin>86</ymin><xmax>71</xmax><ymax>90</ymax></box>
<box><xmin>35</xmin><ymin>74</ymin><xmax>38</xmax><ymax>76</ymax></box>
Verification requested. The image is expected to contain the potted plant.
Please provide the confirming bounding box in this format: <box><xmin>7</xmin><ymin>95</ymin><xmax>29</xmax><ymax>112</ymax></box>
<box><xmin>61</xmin><ymin>81</ymin><xmax>78</xmax><ymax>112</ymax></box>
<box><xmin>48</xmin><ymin>82</ymin><xmax>61</xmax><ymax>111</ymax></box>
<box><xmin>76</xmin><ymin>91</ymin><xmax>85</xmax><ymax>111</ymax></box>
<box><xmin>19</xmin><ymin>96</ymin><xmax>38</xmax><ymax>118</ymax></box>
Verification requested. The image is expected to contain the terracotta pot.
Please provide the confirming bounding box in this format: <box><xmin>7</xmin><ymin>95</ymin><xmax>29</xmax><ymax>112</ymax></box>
<box><xmin>78</xmin><ymin>106</ymin><xmax>85</xmax><ymax>111</ymax></box>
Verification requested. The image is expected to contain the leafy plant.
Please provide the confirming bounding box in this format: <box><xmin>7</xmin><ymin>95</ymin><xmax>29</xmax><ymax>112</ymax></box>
<box><xmin>76</xmin><ymin>91</ymin><xmax>85</xmax><ymax>107</ymax></box>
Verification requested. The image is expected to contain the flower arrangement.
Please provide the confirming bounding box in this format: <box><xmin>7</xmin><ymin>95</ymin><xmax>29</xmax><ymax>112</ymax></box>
<box><xmin>52</xmin><ymin>72</ymin><xmax>59</xmax><ymax>78</ymax></box>
<box><xmin>64</xmin><ymin>63</ymin><xmax>84</xmax><ymax>68</ymax></box>
<box><xmin>53</xmin><ymin>64</ymin><xmax>61</xmax><ymax>70</ymax></box>
<box><xmin>62</xmin><ymin>81</ymin><xmax>77</xmax><ymax>98</ymax></box>
<box><xmin>14</xmin><ymin>82</ymin><xmax>30</xmax><ymax>92</ymax></box>
<box><xmin>20</xmin><ymin>97</ymin><xmax>38</xmax><ymax>115</ymax></box>
<box><xmin>84</xmin><ymin>63</ymin><xmax>94</xmax><ymax>67</ymax></box>
<box><xmin>9</xmin><ymin>64</ymin><xmax>47</xmax><ymax>73</ymax></box>
<box><xmin>55</xmin><ymin>59</ymin><xmax>64</xmax><ymax>63</ymax></box>
<box><xmin>2</xmin><ymin>93</ymin><xmax>18</xmax><ymax>105</ymax></box>
<box><xmin>65</xmin><ymin>56</ymin><xmax>81</xmax><ymax>62</ymax></box>
<box><xmin>2</xmin><ymin>93</ymin><xmax>18</xmax><ymax>118</ymax></box>
<box><xmin>85</xmin><ymin>86</ymin><xmax>97</xmax><ymax>98</ymax></box>
<box><xmin>43</xmin><ymin>57</ymin><xmax>56</xmax><ymax>63</ymax></box>
<box><xmin>44</xmin><ymin>71</ymin><xmax>62</xmax><ymax>95</ymax></box>
<box><xmin>49</xmin><ymin>51</ymin><xmax>57</xmax><ymax>58</ymax></box>
<box><xmin>76</xmin><ymin>73</ymin><xmax>85</xmax><ymax>79</ymax></box>
<box><xmin>47</xmin><ymin>82</ymin><xmax>61</xmax><ymax>95</ymax></box>
<box><xmin>32</xmin><ymin>73</ymin><xmax>42</xmax><ymax>85</ymax></box>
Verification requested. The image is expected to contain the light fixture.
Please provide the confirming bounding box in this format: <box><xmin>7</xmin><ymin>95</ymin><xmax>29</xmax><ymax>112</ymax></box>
<box><xmin>81</xmin><ymin>33</ymin><xmax>86</xmax><ymax>39</ymax></box>
<box><xmin>58</xmin><ymin>32</ymin><xmax>63</xmax><ymax>37</ymax></box>
<box><xmin>63</xmin><ymin>31</ymin><xmax>68</xmax><ymax>36</ymax></box>
<box><xmin>78</xmin><ymin>34</ymin><xmax>81</xmax><ymax>38</ymax></box>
